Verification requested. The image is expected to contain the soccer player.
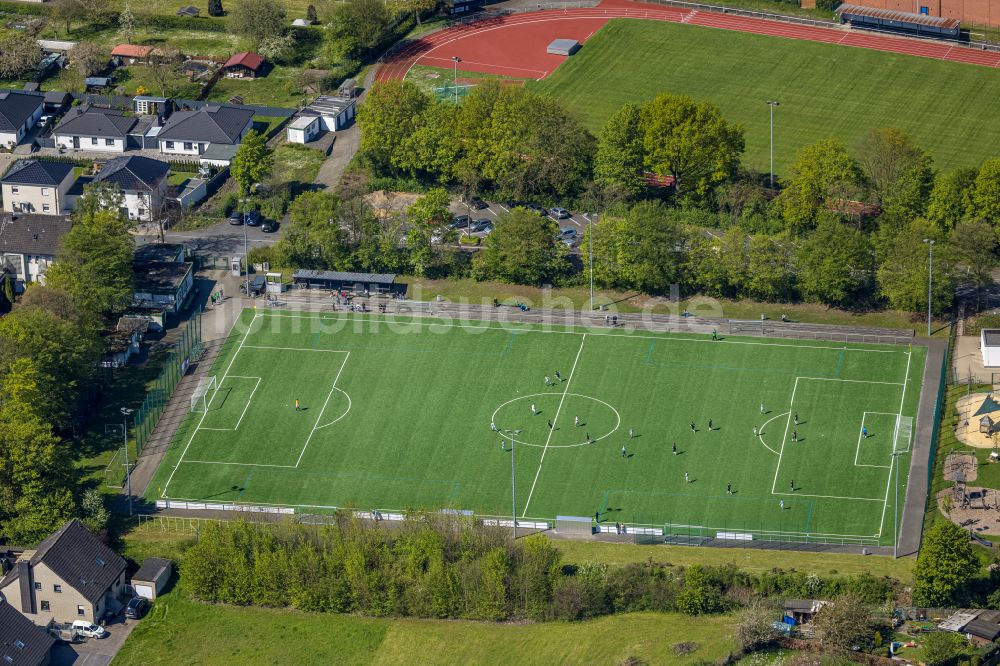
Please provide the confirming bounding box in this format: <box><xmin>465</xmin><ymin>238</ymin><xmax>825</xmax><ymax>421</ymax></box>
<box><xmin>690</xmin><ymin>422</ymin><xmax>696</xmax><ymax>433</ymax></box>
<box><xmin>708</xmin><ymin>419</ymin><xmax>713</xmax><ymax>431</ymax></box>
<box><xmin>862</xmin><ymin>426</ymin><xmax>869</xmax><ymax>438</ymax></box>
<box><xmin>760</xmin><ymin>403</ymin><xmax>765</xmax><ymax>414</ymax></box>
<box><xmin>621</xmin><ymin>445</ymin><xmax>627</xmax><ymax>458</ymax></box>
<box><xmin>531</xmin><ymin>403</ymin><xmax>536</xmax><ymax>415</ymax></box>
<box><xmin>575</xmin><ymin>416</ymin><xmax>580</xmax><ymax>427</ymax></box>
<box><xmin>500</xmin><ymin>438</ymin><xmax>506</xmax><ymax>451</ymax></box>
<box><xmin>779</xmin><ymin>499</ymin><xmax>785</xmax><ymax>510</ymax></box>
<box><xmin>586</xmin><ymin>432</ymin><xmax>591</xmax><ymax>443</ymax></box>
<box><xmin>547</xmin><ymin>419</ymin><xmax>553</xmax><ymax>430</ymax></box>
<box><xmin>712</xmin><ymin>329</ymin><xmax>718</xmax><ymax>341</ymax></box>
<box><xmin>790</xmin><ymin>480</ymin><xmax>795</xmax><ymax>492</ymax></box>
<box><xmin>491</xmin><ymin>421</ymin><xmax>497</xmax><ymax>431</ymax></box>
<box><xmin>544</xmin><ymin>375</ymin><xmax>550</xmax><ymax>386</ymax></box>
<box><xmin>672</xmin><ymin>442</ymin><xmax>677</xmax><ymax>455</ymax></box>
<box><xmin>555</xmin><ymin>371</ymin><xmax>561</xmax><ymax>381</ymax></box>
<box><xmin>295</xmin><ymin>399</ymin><xmax>300</xmax><ymax>411</ymax></box>
<box><xmin>794</xmin><ymin>412</ymin><xmax>799</xmax><ymax>425</ymax></box>
<box><xmin>727</xmin><ymin>483</ymin><xmax>732</xmax><ymax>495</ymax></box>
<box><xmin>792</xmin><ymin>430</ymin><xmax>798</xmax><ymax>442</ymax></box>
<box><xmin>629</xmin><ymin>428</ymin><xmax>635</xmax><ymax>439</ymax></box>
<box><xmin>684</xmin><ymin>472</ymin><xmax>690</xmax><ymax>483</ymax></box>
<box><xmin>753</xmin><ymin>426</ymin><xmax>758</xmax><ymax>437</ymax></box>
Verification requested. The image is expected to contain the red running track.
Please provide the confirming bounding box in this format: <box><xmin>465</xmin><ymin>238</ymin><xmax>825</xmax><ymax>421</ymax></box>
<box><xmin>375</xmin><ymin>0</ymin><xmax>1000</xmax><ymax>84</ymax></box>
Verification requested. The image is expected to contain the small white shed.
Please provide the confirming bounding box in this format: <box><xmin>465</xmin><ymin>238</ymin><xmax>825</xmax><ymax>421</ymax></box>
<box><xmin>982</xmin><ymin>329</ymin><xmax>1000</xmax><ymax>368</ymax></box>
<box><xmin>131</xmin><ymin>557</ymin><xmax>173</xmax><ymax>600</ymax></box>
<box><xmin>305</xmin><ymin>96</ymin><xmax>356</xmax><ymax>133</ymax></box>
<box><xmin>287</xmin><ymin>115</ymin><xmax>321</xmax><ymax>144</ymax></box>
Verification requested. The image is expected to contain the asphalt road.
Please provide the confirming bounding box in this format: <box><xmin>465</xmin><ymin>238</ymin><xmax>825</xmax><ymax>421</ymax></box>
<box><xmin>136</xmin><ymin>219</ymin><xmax>283</xmax><ymax>254</ymax></box>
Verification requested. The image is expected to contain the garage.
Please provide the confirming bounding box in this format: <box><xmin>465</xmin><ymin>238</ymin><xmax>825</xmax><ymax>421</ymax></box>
<box><xmin>131</xmin><ymin>557</ymin><xmax>172</xmax><ymax>600</ymax></box>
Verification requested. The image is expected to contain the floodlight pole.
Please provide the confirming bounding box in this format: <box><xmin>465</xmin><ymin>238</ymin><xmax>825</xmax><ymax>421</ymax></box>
<box><xmin>892</xmin><ymin>450</ymin><xmax>903</xmax><ymax>558</ymax></box>
<box><xmin>451</xmin><ymin>56</ymin><xmax>462</xmax><ymax>105</ymax></box>
<box><xmin>121</xmin><ymin>407</ymin><xmax>134</xmax><ymax>516</ymax></box>
<box><xmin>585</xmin><ymin>214</ymin><xmax>594</xmax><ymax>310</ymax></box>
<box><xmin>506</xmin><ymin>428</ymin><xmax>521</xmax><ymax>539</ymax></box>
<box><xmin>924</xmin><ymin>239</ymin><xmax>935</xmax><ymax>337</ymax></box>
<box><xmin>766</xmin><ymin>101</ymin><xmax>780</xmax><ymax>188</ymax></box>
<box><xmin>243</xmin><ymin>195</ymin><xmax>250</xmax><ymax>301</ymax></box>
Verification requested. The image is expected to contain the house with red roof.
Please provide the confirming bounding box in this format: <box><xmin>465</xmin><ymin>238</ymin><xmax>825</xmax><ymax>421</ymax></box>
<box><xmin>223</xmin><ymin>52</ymin><xmax>265</xmax><ymax>79</ymax></box>
<box><xmin>111</xmin><ymin>43</ymin><xmax>153</xmax><ymax>65</ymax></box>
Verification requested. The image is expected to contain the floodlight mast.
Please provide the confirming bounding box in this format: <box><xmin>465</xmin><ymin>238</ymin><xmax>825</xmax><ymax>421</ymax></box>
<box><xmin>504</xmin><ymin>428</ymin><xmax>522</xmax><ymax>538</ymax></box>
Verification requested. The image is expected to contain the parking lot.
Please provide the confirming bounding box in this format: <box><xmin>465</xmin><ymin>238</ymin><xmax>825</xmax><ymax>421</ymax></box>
<box><xmin>446</xmin><ymin>199</ymin><xmax>591</xmax><ymax>250</ymax></box>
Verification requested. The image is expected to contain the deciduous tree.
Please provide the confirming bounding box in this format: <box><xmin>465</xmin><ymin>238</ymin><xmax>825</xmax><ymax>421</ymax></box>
<box><xmin>779</xmin><ymin>138</ymin><xmax>865</xmax><ymax>233</ymax></box>
<box><xmin>913</xmin><ymin>520</ymin><xmax>978</xmax><ymax>606</ymax></box>
<box><xmin>69</xmin><ymin>41</ymin><xmax>107</xmax><ymax>78</ymax></box>
<box><xmin>594</xmin><ymin>103</ymin><xmax>645</xmax><ymax>199</ymax></box>
<box><xmin>638</xmin><ymin>93</ymin><xmax>744</xmax><ymax>198</ymax></box>
<box><xmin>117</xmin><ymin>3</ymin><xmax>137</xmax><ymax>45</ymax></box>
<box><xmin>813</xmin><ymin>595</ymin><xmax>874</xmax><ymax>651</ymax></box>
<box><xmin>229</xmin><ymin>0</ymin><xmax>287</xmax><ymax>47</ymax></box>
<box><xmin>972</xmin><ymin>159</ymin><xmax>1000</xmax><ymax>229</ymax></box>
<box><xmin>927</xmin><ymin>167</ymin><xmax>978</xmax><ymax>231</ymax></box>
<box><xmin>358</xmin><ymin>80</ymin><xmax>429</xmax><ymax>174</ymax></box>
<box><xmin>856</xmin><ymin>127</ymin><xmax>933</xmax><ymax>222</ymax></box>
<box><xmin>231</xmin><ymin>130</ymin><xmax>274</xmax><ymax>197</ymax></box>
<box><xmin>472</xmin><ymin>208</ymin><xmax>568</xmax><ymax>285</ymax></box>
<box><xmin>0</xmin><ymin>32</ymin><xmax>42</xmax><ymax>81</ymax></box>
<box><xmin>795</xmin><ymin>216</ymin><xmax>875</xmax><ymax>306</ymax></box>
<box><xmin>587</xmin><ymin>200</ymin><xmax>685</xmax><ymax>294</ymax></box>
<box><xmin>876</xmin><ymin>218</ymin><xmax>953</xmax><ymax>314</ymax></box>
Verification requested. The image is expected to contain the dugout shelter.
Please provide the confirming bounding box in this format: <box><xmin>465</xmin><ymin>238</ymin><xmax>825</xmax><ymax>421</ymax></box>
<box><xmin>835</xmin><ymin>4</ymin><xmax>961</xmax><ymax>39</ymax></box>
<box><xmin>292</xmin><ymin>269</ymin><xmax>404</xmax><ymax>295</ymax></box>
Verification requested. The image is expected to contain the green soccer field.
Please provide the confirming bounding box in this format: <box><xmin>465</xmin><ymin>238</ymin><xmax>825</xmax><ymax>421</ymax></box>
<box><xmin>148</xmin><ymin>310</ymin><xmax>926</xmax><ymax>545</ymax></box>
<box><xmin>529</xmin><ymin>19</ymin><xmax>1000</xmax><ymax>172</ymax></box>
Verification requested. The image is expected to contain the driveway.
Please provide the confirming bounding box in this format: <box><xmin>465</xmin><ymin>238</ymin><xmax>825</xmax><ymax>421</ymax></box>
<box><xmin>51</xmin><ymin>616</ymin><xmax>137</xmax><ymax>666</ymax></box>
<box><xmin>136</xmin><ymin>219</ymin><xmax>283</xmax><ymax>255</ymax></box>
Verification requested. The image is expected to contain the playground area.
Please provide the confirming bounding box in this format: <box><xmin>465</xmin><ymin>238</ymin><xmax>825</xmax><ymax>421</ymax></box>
<box><xmin>954</xmin><ymin>392</ymin><xmax>1000</xmax><ymax>448</ymax></box>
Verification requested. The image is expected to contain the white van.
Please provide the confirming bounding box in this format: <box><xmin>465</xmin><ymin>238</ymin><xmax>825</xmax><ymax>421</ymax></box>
<box><xmin>71</xmin><ymin>621</ymin><xmax>108</xmax><ymax>639</ymax></box>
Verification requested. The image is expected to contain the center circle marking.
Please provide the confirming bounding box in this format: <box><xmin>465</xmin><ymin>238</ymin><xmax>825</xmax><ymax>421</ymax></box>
<box><xmin>490</xmin><ymin>393</ymin><xmax>621</xmax><ymax>448</ymax></box>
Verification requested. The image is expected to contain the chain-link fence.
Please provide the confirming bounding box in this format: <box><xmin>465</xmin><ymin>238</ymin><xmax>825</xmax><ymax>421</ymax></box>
<box><xmin>134</xmin><ymin>307</ymin><xmax>203</xmax><ymax>456</ymax></box>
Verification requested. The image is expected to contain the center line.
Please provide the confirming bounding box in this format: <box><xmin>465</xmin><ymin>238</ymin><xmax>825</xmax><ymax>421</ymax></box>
<box><xmin>521</xmin><ymin>335</ymin><xmax>587</xmax><ymax>517</ymax></box>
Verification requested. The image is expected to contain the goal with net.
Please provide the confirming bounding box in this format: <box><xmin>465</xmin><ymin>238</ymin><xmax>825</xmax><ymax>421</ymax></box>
<box><xmin>191</xmin><ymin>376</ymin><xmax>218</xmax><ymax>413</ymax></box>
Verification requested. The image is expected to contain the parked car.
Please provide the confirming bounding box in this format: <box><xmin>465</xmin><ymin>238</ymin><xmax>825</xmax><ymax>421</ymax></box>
<box><xmin>244</xmin><ymin>210</ymin><xmax>261</xmax><ymax>227</ymax></box>
<box><xmin>525</xmin><ymin>203</ymin><xmax>547</xmax><ymax>217</ymax></box>
<box><xmin>227</xmin><ymin>211</ymin><xmax>244</xmax><ymax>225</ymax></box>
<box><xmin>466</xmin><ymin>196</ymin><xmax>487</xmax><ymax>210</ymax></box>
<box><xmin>47</xmin><ymin>623</ymin><xmax>80</xmax><ymax>643</ymax></box>
<box><xmin>261</xmin><ymin>219</ymin><xmax>279</xmax><ymax>233</ymax></box>
<box><xmin>72</xmin><ymin>621</ymin><xmax>108</xmax><ymax>639</ymax></box>
<box><xmin>550</xmin><ymin>207</ymin><xmax>571</xmax><ymax>219</ymax></box>
<box><xmin>450</xmin><ymin>215</ymin><xmax>470</xmax><ymax>229</ymax></box>
<box><xmin>125</xmin><ymin>596</ymin><xmax>150</xmax><ymax>620</ymax></box>
<box><xmin>38</xmin><ymin>115</ymin><xmax>52</xmax><ymax>128</ymax></box>
<box><xmin>559</xmin><ymin>227</ymin><xmax>577</xmax><ymax>240</ymax></box>
<box><xmin>471</xmin><ymin>218</ymin><xmax>492</xmax><ymax>232</ymax></box>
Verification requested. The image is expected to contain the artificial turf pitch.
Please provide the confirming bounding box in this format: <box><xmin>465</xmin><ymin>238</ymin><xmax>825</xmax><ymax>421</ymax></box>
<box><xmin>149</xmin><ymin>309</ymin><xmax>925</xmax><ymax>545</ymax></box>
<box><xmin>529</xmin><ymin>19</ymin><xmax>1000</xmax><ymax>173</ymax></box>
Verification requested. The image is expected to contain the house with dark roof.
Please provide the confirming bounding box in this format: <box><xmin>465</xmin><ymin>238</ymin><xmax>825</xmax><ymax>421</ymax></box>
<box><xmin>223</xmin><ymin>52</ymin><xmax>265</xmax><ymax>79</ymax></box>
<box><xmin>157</xmin><ymin>105</ymin><xmax>255</xmax><ymax>157</ymax></box>
<box><xmin>0</xmin><ymin>520</ymin><xmax>127</xmax><ymax>625</ymax></box>
<box><xmin>92</xmin><ymin>156</ymin><xmax>170</xmax><ymax>221</ymax></box>
<box><xmin>1</xmin><ymin>160</ymin><xmax>77</xmax><ymax>216</ymax></box>
<box><xmin>0</xmin><ymin>599</ymin><xmax>55</xmax><ymax>666</ymax></box>
<box><xmin>0</xmin><ymin>91</ymin><xmax>44</xmax><ymax>148</ymax></box>
<box><xmin>52</xmin><ymin>104</ymin><xmax>138</xmax><ymax>153</ymax></box>
<box><xmin>0</xmin><ymin>213</ymin><xmax>72</xmax><ymax>288</ymax></box>
<box><xmin>133</xmin><ymin>259</ymin><xmax>194</xmax><ymax>313</ymax></box>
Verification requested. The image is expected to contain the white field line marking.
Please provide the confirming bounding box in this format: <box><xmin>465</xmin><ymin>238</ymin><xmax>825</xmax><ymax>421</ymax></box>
<box><xmin>243</xmin><ymin>345</ymin><xmax>347</xmax><ymax>353</ymax></box>
<box><xmin>771</xmin><ymin>492</ymin><xmax>886</xmax><ymax>502</ymax></box>
<box><xmin>233</xmin><ymin>377</ymin><xmax>262</xmax><ymax>431</ymax></box>
<box><xmin>664</xmin><ymin>522</ymin><xmax>880</xmax><ymax>539</ymax></box>
<box><xmin>184</xmin><ymin>459</ymin><xmax>296</xmax><ymax>468</ymax></box>
<box><xmin>295</xmin><ymin>352</ymin><xmax>351</xmax><ymax>467</ymax></box>
<box><xmin>771</xmin><ymin>378</ymin><xmax>799</xmax><ymax>494</ymax></box>
<box><xmin>314</xmin><ymin>389</ymin><xmax>353</xmax><ymax>430</ymax></box>
<box><xmin>252</xmin><ymin>310</ymin><xmax>904</xmax><ymax>354</ymax></box>
<box><xmin>521</xmin><ymin>335</ymin><xmax>587</xmax><ymax>517</ymax></box>
<box><xmin>162</xmin><ymin>314</ymin><xmax>259</xmax><ymax>497</ymax></box>
<box><xmin>878</xmin><ymin>350</ymin><xmax>913</xmax><ymax>538</ymax></box>
<box><xmin>854</xmin><ymin>412</ymin><xmax>891</xmax><ymax>469</ymax></box>
<box><xmin>756</xmin><ymin>411</ymin><xmax>787</xmax><ymax>455</ymax></box>
<box><xmin>797</xmin><ymin>376</ymin><xmax>904</xmax><ymax>385</ymax></box>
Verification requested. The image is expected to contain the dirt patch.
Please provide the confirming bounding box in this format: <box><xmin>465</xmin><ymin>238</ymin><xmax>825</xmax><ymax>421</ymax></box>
<box><xmin>365</xmin><ymin>190</ymin><xmax>419</xmax><ymax>221</ymax></box>
<box><xmin>937</xmin><ymin>486</ymin><xmax>1000</xmax><ymax>537</ymax></box>
<box><xmin>944</xmin><ymin>452</ymin><xmax>978</xmax><ymax>482</ymax></box>
<box><xmin>953</xmin><ymin>392</ymin><xmax>1000</xmax><ymax>449</ymax></box>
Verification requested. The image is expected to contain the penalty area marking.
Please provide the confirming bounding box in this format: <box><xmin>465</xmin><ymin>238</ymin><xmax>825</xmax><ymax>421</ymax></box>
<box><xmin>756</xmin><ymin>411</ymin><xmax>787</xmax><ymax>455</ymax></box>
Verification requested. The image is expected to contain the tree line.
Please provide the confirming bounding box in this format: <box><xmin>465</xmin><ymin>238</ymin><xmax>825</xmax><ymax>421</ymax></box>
<box><xmin>0</xmin><ymin>187</ymin><xmax>134</xmax><ymax>543</ymax></box>
<box><xmin>352</xmin><ymin>80</ymin><xmax>1000</xmax><ymax>315</ymax></box>
<box><xmin>182</xmin><ymin>516</ymin><xmax>898</xmax><ymax>623</ymax></box>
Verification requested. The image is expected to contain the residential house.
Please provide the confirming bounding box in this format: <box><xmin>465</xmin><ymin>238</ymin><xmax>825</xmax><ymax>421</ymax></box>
<box><xmin>0</xmin><ymin>91</ymin><xmax>43</xmax><ymax>148</ymax></box>
<box><xmin>1</xmin><ymin>160</ymin><xmax>76</xmax><ymax>215</ymax></box>
<box><xmin>111</xmin><ymin>44</ymin><xmax>153</xmax><ymax>66</ymax></box>
<box><xmin>92</xmin><ymin>156</ymin><xmax>170</xmax><ymax>221</ymax></box>
<box><xmin>157</xmin><ymin>105</ymin><xmax>254</xmax><ymax>157</ymax></box>
<box><xmin>0</xmin><ymin>213</ymin><xmax>72</xmax><ymax>289</ymax></box>
<box><xmin>939</xmin><ymin>609</ymin><xmax>1000</xmax><ymax>648</ymax></box>
<box><xmin>0</xmin><ymin>600</ymin><xmax>56</xmax><ymax>666</ymax></box>
<box><xmin>0</xmin><ymin>520</ymin><xmax>128</xmax><ymax>626</ymax></box>
<box><xmin>222</xmin><ymin>52</ymin><xmax>265</xmax><ymax>79</ymax></box>
<box><xmin>52</xmin><ymin>105</ymin><xmax>138</xmax><ymax>153</ymax></box>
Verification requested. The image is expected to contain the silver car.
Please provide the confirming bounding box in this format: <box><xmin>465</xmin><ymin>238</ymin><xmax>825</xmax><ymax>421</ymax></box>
<box><xmin>551</xmin><ymin>207</ymin><xmax>571</xmax><ymax>219</ymax></box>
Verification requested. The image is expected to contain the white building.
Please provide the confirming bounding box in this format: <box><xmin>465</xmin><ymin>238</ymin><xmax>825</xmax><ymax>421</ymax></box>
<box><xmin>92</xmin><ymin>156</ymin><xmax>170</xmax><ymax>222</ymax></box>
<box><xmin>286</xmin><ymin>115</ymin><xmax>321</xmax><ymax>144</ymax></box>
<box><xmin>982</xmin><ymin>330</ymin><xmax>1000</xmax><ymax>368</ymax></box>
<box><xmin>1</xmin><ymin>160</ymin><xmax>76</xmax><ymax>215</ymax></box>
<box><xmin>52</xmin><ymin>105</ymin><xmax>138</xmax><ymax>153</ymax></box>
<box><xmin>302</xmin><ymin>95</ymin><xmax>356</xmax><ymax>133</ymax></box>
<box><xmin>0</xmin><ymin>91</ymin><xmax>43</xmax><ymax>148</ymax></box>
<box><xmin>157</xmin><ymin>105</ymin><xmax>255</xmax><ymax>157</ymax></box>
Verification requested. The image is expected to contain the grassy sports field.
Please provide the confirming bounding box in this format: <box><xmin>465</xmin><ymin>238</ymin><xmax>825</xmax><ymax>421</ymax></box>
<box><xmin>148</xmin><ymin>309</ymin><xmax>924</xmax><ymax>545</ymax></box>
<box><xmin>530</xmin><ymin>19</ymin><xmax>1000</xmax><ymax>172</ymax></box>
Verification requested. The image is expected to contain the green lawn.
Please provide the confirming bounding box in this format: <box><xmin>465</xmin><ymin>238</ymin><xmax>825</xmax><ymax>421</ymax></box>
<box><xmin>531</xmin><ymin>19</ymin><xmax>1000</xmax><ymax>172</ymax></box>
<box><xmin>148</xmin><ymin>309</ymin><xmax>925</xmax><ymax>546</ymax></box>
<box><xmin>207</xmin><ymin>66</ymin><xmax>310</xmax><ymax>107</ymax></box>
<box><xmin>406</xmin><ymin>64</ymin><xmax>526</xmax><ymax>97</ymax></box>
<box><xmin>271</xmin><ymin>143</ymin><xmax>325</xmax><ymax>186</ymax></box>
